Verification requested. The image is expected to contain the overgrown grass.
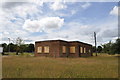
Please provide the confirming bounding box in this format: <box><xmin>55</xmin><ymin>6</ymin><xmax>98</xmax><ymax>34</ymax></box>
<box><xmin>3</xmin><ymin>52</ymin><xmax>34</xmax><ymax>56</ymax></box>
<box><xmin>2</xmin><ymin>53</ymin><xmax>118</xmax><ymax>78</ymax></box>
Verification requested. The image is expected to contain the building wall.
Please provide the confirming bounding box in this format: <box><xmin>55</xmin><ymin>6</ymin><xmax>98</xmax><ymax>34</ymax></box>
<box><xmin>35</xmin><ymin>41</ymin><xmax>60</xmax><ymax>57</ymax></box>
<box><xmin>35</xmin><ymin>40</ymin><xmax>92</xmax><ymax>57</ymax></box>
<box><xmin>80</xmin><ymin>44</ymin><xmax>92</xmax><ymax>57</ymax></box>
<box><xmin>59</xmin><ymin>41</ymin><xmax>69</xmax><ymax>57</ymax></box>
<box><xmin>68</xmin><ymin>42</ymin><xmax>80</xmax><ymax>57</ymax></box>
<box><xmin>77</xmin><ymin>42</ymin><xmax>92</xmax><ymax>57</ymax></box>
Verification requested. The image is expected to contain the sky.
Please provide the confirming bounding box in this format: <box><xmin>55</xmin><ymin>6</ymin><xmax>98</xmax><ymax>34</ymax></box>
<box><xmin>0</xmin><ymin>1</ymin><xmax>119</xmax><ymax>46</ymax></box>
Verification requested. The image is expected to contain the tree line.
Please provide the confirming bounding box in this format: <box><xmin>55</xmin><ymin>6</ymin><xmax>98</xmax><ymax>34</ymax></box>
<box><xmin>1</xmin><ymin>38</ymin><xmax>120</xmax><ymax>55</ymax></box>
<box><xmin>1</xmin><ymin>43</ymin><xmax>34</xmax><ymax>55</ymax></box>
<box><xmin>92</xmin><ymin>38</ymin><xmax>120</xmax><ymax>55</ymax></box>
<box><xmin>1</xmin><ymin>37</ymin><xmax>34</xmax><ymax>55</ymax></box>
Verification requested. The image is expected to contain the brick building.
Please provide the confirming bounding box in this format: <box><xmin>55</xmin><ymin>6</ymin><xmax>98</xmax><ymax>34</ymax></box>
<box><xmin>35</xmin><ymin>40</ymin><xmax>92</xmax><ymax>57</ymax></box>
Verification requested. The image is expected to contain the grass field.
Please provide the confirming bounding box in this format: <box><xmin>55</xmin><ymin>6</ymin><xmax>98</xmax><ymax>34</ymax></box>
<box><xmin>2</xmin><ymin>53</ymin><xmax>119</xmax><ymax>78</ymax></box>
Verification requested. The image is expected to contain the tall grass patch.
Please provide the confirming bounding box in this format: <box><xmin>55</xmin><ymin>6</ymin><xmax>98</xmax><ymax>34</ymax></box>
<box><xmin>2</xmin><ymin>53</ymin><xmax>118</xmax><ymax>78</ymax></box>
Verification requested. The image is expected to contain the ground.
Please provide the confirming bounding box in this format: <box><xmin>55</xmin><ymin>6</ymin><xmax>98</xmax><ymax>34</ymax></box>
<box><xmin>2</xmin><ymin>53</ymin><xmax>119</xmax><ymax>78</ymax></box>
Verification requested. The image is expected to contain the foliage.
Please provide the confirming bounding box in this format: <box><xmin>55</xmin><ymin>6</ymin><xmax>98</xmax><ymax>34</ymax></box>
<box><xmin>2</xmin><ymin>43</ymin><xmax>7</xmax><ymax>52</ymax></box>
<box><xmin>16</xmin><ymin>37</ymin><xmax>24</xmax><ymax>46</ymax></box>
<box><xmin>15</xmin><ymin>37</ymin><xmax>24</xmax><ymax>55</ymax></box>
<box><xmin>92</xmin><ymin>46</ymin><xmax>96</xmax><ymax>53</ymax></box>
<box><xmin>1</xmin><ymin>37</ymin><xmax>35</xmax><ymax>55</ymax></box>
<box><xmin>1</xmin><ymin>38</ymin><xmax>120</xmax><ymax>55</ymax></box>
<box><xmin>28</xmin><ymin>44</ymin><xmax>34</xmax><ymax>52</ymax></box>
<box><xmin>8</xmin><ymin>43</ymin><xmax>17</xmax><ymax>52</ymax></box>
<box><xmin>115</xmin><ymin>38</ymin><xmax>120</xmax><ymax>54</ymax></box>
<box><xmin>101</xmin><ymin>38</ymin><xmax>120</xmax><ymax>54</ymax></box>
<box><xmin>1</xmin><ymin>43</ymin><xmax>34</xmax><ymax>55</ymax></box>
<box><xmin>97</xmin><ymin>46</ymin><xmax>102</xmax><ymax>53</ymax></box>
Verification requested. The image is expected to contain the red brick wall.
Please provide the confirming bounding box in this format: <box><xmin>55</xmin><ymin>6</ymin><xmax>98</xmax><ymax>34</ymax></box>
<box><xmin>59</xmin><ymin>41</ymin><xmax>69</xmax><ymax>57</ymax></box>
<box><xmin>35</xmin><ymin>41</ymin><xmax>60</xmax><ymax>57</ymax></box>
<box><xmin>35</xmin><ymin>40</ymin><xmax>93</xmax><ymax>57</ymax></box>
<box><xmin>68</xmin><ymin>42</ymin><xmax>80</xmax><ymax>57</ymax></box>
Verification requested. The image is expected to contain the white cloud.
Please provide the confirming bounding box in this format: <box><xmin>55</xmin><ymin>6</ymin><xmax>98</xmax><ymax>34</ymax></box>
<box><xmin>2</xmin><ymin>0</ymin><xmax>119</xmax><ymax>2</ymax></box>
<box><xmin>26</xmin><ymin>22</ymin><xmax>99</xmax><ymax>45</ymax></box>
<box><xmin>50</xmin><ymin>2</ymin><xmax>67</xmax><ymax>11</ymax></box>
<box><xmin>15</xmin><ymin>30</ymin><xmax>28</xmax><ymax>36</ymax></box>
<box><xmin>0</xmin><ymin>2</ymin><xmax>118</xmax><ymax>45</ymax></box>
<box><xmin>3</xmin><ymin>31</ymin><xmax>9</xmax><ymax>35</ymax></box>
<box><xmin>12</xmin><ymin>4</ymin><xmax>42</xmax><ymax>19</ymax></box>
<box><xmin>0</xmin><ymin>2</ymin><xmax>42</xmax><ymax>34</ymax></box>
<box><xmin>0</xmin><ymin>2</ymin><xmax>44</xmax><ymax>43</ymax></box>
<box><xmin>32</xmin><ymin>0</ymin><xmax>43</xmax><ymax>6</ymax></box>
<box><xmin>81</xmin><ymin>2</ymin><xmax>91</xmax><ymax>9</ymax></box>
<box><xmin>1</xmin><ymin>2</ymin><xmax>43</xmax><ymax>21</ymax></box>
<box><xmin>27</xmin><ymin>18</ymin><xmax>118</xmax><ymax>46</ymax></box>
<box><xmin>110</xmin><ymin>6</ymin><xmax>118</xmax><ymax>16</ymax></box>
<box><xmin>23</xmin><ymin>17</ymin><xmax>64</xmax><ymax>32</ymax></box>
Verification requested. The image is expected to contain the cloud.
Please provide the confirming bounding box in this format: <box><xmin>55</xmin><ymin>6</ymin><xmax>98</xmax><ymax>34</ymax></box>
<box><xmin>27</xmin><ymin>18</ymin><xmax>118</xmax><ymax>46</ymax></box>
<box><xmin>3</xmin><ymin>31</ymin><xmax>9</xmax><ymax>35</ymax></box>
<box><xmin>32</xmin><ymin>0</ymin><xmax>43</xmax><ymax>6</ymax></box>
<box><xmin>2</xmin><ymin>0</ymin><xmax>119</xmax><ymax>3</ymax></box>
<box><xmin>23</xmin><ymin>17</ymin><xmax>64</xmax><ymax>32</ymax></box>
<box><xmin>0</xmin><ymin>2</ymin><xmax>118</xmax><ymax>45</ymax></box>
<box><xmin>101</xmin><ymin>28</ymin><xmax>118</xmax><ymax>38</ymax></box>
<box><xmin>0</xmin><ymin>2</ymin><xmax>43</xmax><ymax>39</ymax></box>
<box><xmin>27</xmin><ymin>22</ymin><xmax>99</xmax><ymax>45</ymax></box>
<box><xmin>1</xmin><ymin>2</ymin><xmax>43</xmax><ymax>20</ymax></box>
<box><xmin>2</xmin><ymin>2</ymin><xmax>26</xmax><ymax>9</ymax></box>
<box><xmin>2</xmin><ymin>1</ymin><xmax>43</xmax><ymax>9</ymax></box>
<box><xmin>81</xmin><ymin>2</ymin><xmax>91</xmax><ymax>9</ymax></box>
<box><xmin>110</xmin><ymin>6</ymin><xmax>118</xmax><ymax>16</ymax></box>
<box><xmin>50</xmin><ymin>2</ymin><xmax>67</xmax><ymax>11</ymax></box>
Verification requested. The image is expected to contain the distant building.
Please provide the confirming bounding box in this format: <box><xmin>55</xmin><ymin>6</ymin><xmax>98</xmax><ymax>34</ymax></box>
<box><xmin>35</xmin><ymin>40</ymin><xmax>92</xmax><ymax>57</ymax></box>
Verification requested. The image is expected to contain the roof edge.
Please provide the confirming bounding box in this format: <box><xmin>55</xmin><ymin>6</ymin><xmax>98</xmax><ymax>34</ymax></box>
<box><xmin>35</xmin><ymin>40</ymin><xmax>92</xmax><ymax>46</ymax></box>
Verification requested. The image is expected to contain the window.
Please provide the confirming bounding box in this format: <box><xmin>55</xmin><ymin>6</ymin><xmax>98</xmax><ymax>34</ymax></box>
<box><xmin>80</xmin><ymin>47</ymin><xmax>83</xmax><ymax>53</ymax></box>
<box><xmin>89</xmin><ymin>49</ymin><xmax>91</xmax><ymax>53</ymax></box>
<box><xmin>84</xmin><ymin>48</ymin><xmax>86</xmax><ymax>53</ymax></box>
<box><xmin>70</xmin><ymin>46</ymin><xmax>75</xmax><ymax>53</ymax></box>
<box><xmin>62</xmin><ymin>46</ymin><xmax>66</xmax><ymax>53</ymax></box>
<box><xmin>44</xmin><ymin>46</ymin><xmax>49</xmax><ymax>53</ymax></box>
<box><xmin>37</xmin><ymin>46</ymin><xmax>42</xmax><ymax>53</ymax></box>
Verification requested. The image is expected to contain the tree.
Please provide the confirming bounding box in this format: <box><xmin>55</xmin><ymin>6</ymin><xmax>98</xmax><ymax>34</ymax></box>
<box><xmin>110</xmin><ymin>43</ymin><xmax>116</xmax><ymax>54</ymax></box>
<box><xmin>101</xmin><ymin>40</ymin><xmax>120</xmax><ymax>55</ymax></box>
<box><xmin>15</xmin><ymin>37</ymin><xmax>24</xmax><ymax>55</ymax></box>
<box><xmin>92</xmin><ymin>46</ymin><xmax>96</xmax><ymax>53</ymax></box>
<box><xmin>115</xmin><ymin>38</ymin><xmax>120</xmax><ymax>54</ymax></box>
<box><xmin>7</xmin><ymin>43</ymin><xmax>16</xmax><ymax>52</ymax></box>
<box><xmin>97</xmin><ymin>46</ymin><xmax>102</xmax><ymax>53</ymax></box>
<box><xmin>19</xmin><ymin>45</ymin><xmax>26</xmax><ymax>53</ymax></box>
<box><xmin>102</xmin><ymin>41</ymin><xmax>113</xmax><ymax>54</ymax></box>
<box><xmin>28</xmin><ymin>44</ymin><xmax>34</xmax><ymax>52</ymax></box>
<box><xmin>2</xmin><ymin>43</ymin><xmax>7</xmax><ymax>52</ymax></box>
<box><xmin>1</xmin><ymin>43</ymin><xmax>7</xmax><ymax>55</ymax></box>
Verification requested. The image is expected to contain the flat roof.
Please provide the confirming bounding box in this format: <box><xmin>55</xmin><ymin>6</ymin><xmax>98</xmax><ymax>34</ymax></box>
<box><xmin>35</xmin><ymin>40</ymin><xmax>68</xmax><ymax>43</ymax></box>
<box><xmin>35</xmin><ymin>40</ymin><xmax>92</xmax><ymax>46</ymax></box>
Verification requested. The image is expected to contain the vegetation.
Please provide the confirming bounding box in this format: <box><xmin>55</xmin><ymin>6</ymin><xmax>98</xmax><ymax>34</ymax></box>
<box><xmin>2</xmin><ymin>53</ymin><xmax>118</xmax><ymax>78</ymax></box>
<box><xmin>1</xmin><ymin>43</ymin><xmax>34</xmax><ymax>55</ymax></box>
<box><xmin>92</xmin><ymin>38</ymin><xmax>120</xmax><ymax>55</ymax></box>
<box><xmin>1</xmin><ymin>38</ymin><xmax>120</xmax><ymax>55</ymax></box>
<box><xmin>1</xmin><ymin>37</ymin><xmax>34</xmax><ymax>55</ymax></box>
<box><xmin>1</xmin><ymin>38</ymin><xmax>119</xmax><ymax>78</ymax></box>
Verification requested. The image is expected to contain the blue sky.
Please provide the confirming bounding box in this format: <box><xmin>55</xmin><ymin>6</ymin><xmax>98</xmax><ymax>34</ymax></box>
<box><xmin>0</xmin><ymin>1</ymin><xmax>118</xmax><ymax>46</ymax></box>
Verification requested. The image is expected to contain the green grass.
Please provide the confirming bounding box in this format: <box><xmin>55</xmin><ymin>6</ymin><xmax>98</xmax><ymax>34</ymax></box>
<box><xmin>2</xmin><ymin>53</ymin><xmax>119</xmax><ymax>78</ymax></box>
